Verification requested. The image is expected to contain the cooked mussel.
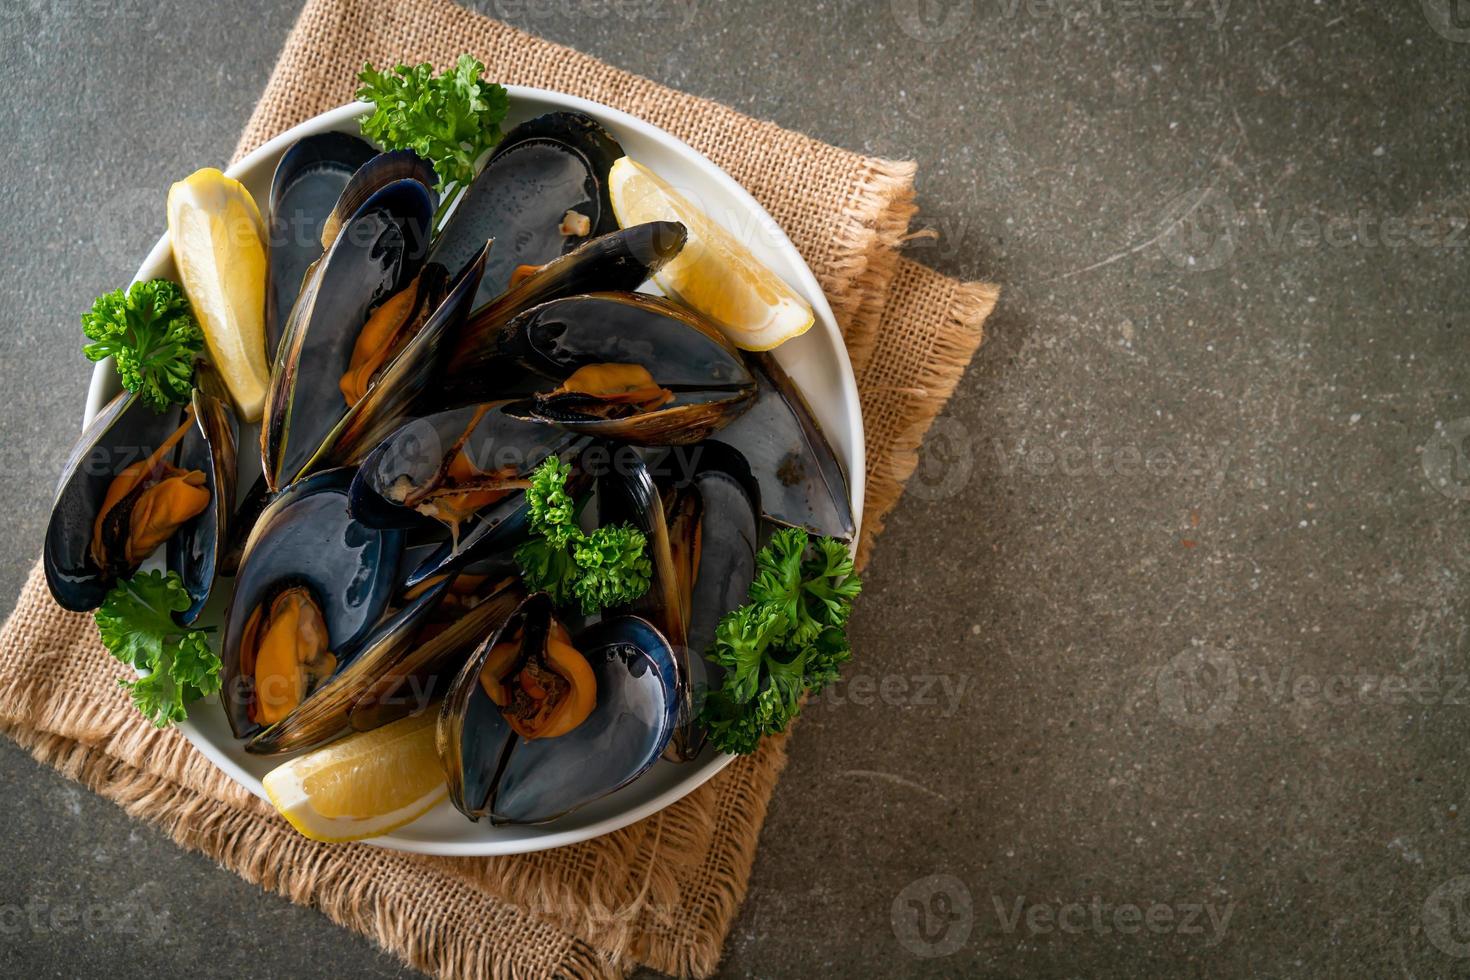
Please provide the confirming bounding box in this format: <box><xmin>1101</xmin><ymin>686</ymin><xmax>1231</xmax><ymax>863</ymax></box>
<box><xmin>265</xmin><ymin>132</ymin><xmax>377</xmax><ymax>363</ymax></box>
<box><xmin>499</xmin><ymin>292</ymin><xmax>756</xmax><ymax>445</ymax></box>
<box><xmin>345</xmin><ymin>566</ymin><xmax>525</xmax><ymax>734</ymax></box>
<box><xmin>434</xmin><ymin>221</ymin><xmax>688</xmax><ymax>409</ymax></box>
<box><xmin>246</xmin><ymin>570</ymin><xmax>524</xmax><ymax>755</ymax></box>
<box><xmin>312</xmin><ymin>242</ymin><xmax>489</xmax><ymax>476</ymax></box>
<box><xmin>431</xmin><ymin>111</ymin><xmax>624</xmax><ymax>305</ymax></box>
<box><xmin>658</xmin><ymin>443</ymin><xmax>761</xmax><ymax>755</ymax></box>
<box><xmin>261</xmin><ymin>159</ymin><xmax>436</xmax><ymax>490</ymax></box>
<box><xmin>44</xmin><ymin>374</ymin><xmax>235</xmax><ymax>615</ymax></box>
<box><xmin>321</xmin><ymin>221</ymin><xmax>685</xmax><ymax>482</ymax></box>
<box><xmin>219</xmin><ymin>469</ymin><xmax>403</xmax><ymax>743</ymax></box>
<box><xmin>168</xmin><ymin>361</ymin><xmax>239</xmax><ymax>623</ymax></box>
<box><xmin>438</xmin><ymin>592</ymin><xmax>679</xmax><ymax>824</ymax></box>
<box><xmin>350</xmin><ymin>402</ymin><xmax>588</xmax><ymax>585</ymax></box>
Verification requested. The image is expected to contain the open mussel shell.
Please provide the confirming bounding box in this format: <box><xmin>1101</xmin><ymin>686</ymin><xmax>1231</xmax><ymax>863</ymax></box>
<box><xmin>346</xmin><ymin>572</ymin><xmax>525</xmax><ymax>734</ymax></box>
<box><xmin>438</xmin><ymin>593</ymin><xmax>679</xmax><ymax>825</ymax></box>
<box><xmin>305</xmin><ymin>241</ymin><xmax>490</xmax><ymax>477</ymax></box>
<box><xmin>168</xmin><ymin>362</ymin><xmax>239</xmax><ymax>624</ymax></box>
<box><xmin>261</xmin><ymin>172</ymin><xmax>435</xmax><ymax>490</ymax></box>
<box><xmin>658</xmin><ymin>443</ymin><xmax>761</xmax><ymax>755</ymax></box>
<box><xmin>219</xmin><ymin>468</ymin><xmax>404</xmax><ymax>742</ymax></box>
<box><xmin>244</xmin><ymin>576</ymin><xmax>450</xmax><ymax>754</ymax></box>
<box><xmin>499</xmin><ymin>292</ymin><xmax>756</xmax><ymax>446</ymax></box>
<box><xmin>350</xmin><ymin>402</ymin><xmax>587</xmax><ymax>579</ymax></box>
<box><xmin>659</xmin><ymin>445</ymin><xmax>760</xmax><ymax>665</ymax></box>
<box><xmin>245</xmin><ymin>571</ymin><xmax>524</xmax><ymax>755</ymax></box>
<box><xmin>709</xmin><ymin>351</ymin><xmax>855</xmax><ymax>541</ymax></box>
<box><xmin>432</xmin><ymin>111</ymin><xmax>624</xmax><ymax>306</ymax></box>
<box><xmin>320</xmin><ymin>150</ymin><xmax>439</xmax><ymax>250</ymax></box>
<box><xmin>265</xmin><ymin>132</ymin><xmax>377</xmax><ymax>363</ymax></box>
<box><xmin>436</xmin><ymin>221</ymin><xmax>688</xmax><ymax>409</ymax></box>
<box><xmin>45</xmin><ymin>392</ymin><xmax>179</xmax><ymax>611</ymax></box>
<box><xmin>596</xmin><ymin>447</ymin><xmax>696</xmax><ymax>758</ymax></box>
<box><xmin>44</xmin><ymin>385</ymin><xmax>232</xmax><ymax>616</ymax></box>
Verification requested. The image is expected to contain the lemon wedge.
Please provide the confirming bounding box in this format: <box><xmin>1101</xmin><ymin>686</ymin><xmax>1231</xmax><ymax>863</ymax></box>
<box><xmin>166</xmin><ymin>168</ymin><xmax>270</xmax><ymax>422</ymax></box>
<box><xmin>608</xmin><ymin>156</ymin><xmax>814</xmax><ymax>351</ymax></box>
<box><xmin>262</xmin><ymin>711</ymin><xmax>447</xmax><ymax>843</ymax></box>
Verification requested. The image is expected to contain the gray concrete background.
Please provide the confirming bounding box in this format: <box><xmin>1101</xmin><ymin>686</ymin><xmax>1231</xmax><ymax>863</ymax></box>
<box><xmin>2</xmin><ymin>0</ymin><xmax>1468</xmax><ymax>976</ymax></box>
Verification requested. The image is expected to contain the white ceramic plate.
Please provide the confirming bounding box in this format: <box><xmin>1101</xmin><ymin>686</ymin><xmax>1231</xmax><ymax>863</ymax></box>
<box><xmin>84</xmin><ymin>87</ymin><xmax>864</xmax><ymax>856</ymax></box>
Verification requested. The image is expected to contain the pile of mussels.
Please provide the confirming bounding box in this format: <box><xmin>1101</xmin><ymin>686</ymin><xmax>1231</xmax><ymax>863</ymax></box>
<box><xmin>42</xmin><ymin>111</ymin><xmax>853</xmax><ymax>826</ymax></box>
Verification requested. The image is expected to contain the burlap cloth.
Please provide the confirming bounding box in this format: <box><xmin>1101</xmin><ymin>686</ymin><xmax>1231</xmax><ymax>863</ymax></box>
<box><xmin>0</xmin><ymin>1</ymin><xmax>997</xmax><ymax>976</ymax></box>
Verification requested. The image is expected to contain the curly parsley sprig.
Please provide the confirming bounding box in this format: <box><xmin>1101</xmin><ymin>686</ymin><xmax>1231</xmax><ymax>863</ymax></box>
<box><xmin>699</xmin><ymin>528</ymin><xmax>861</xmax><ymax>755</ymax></box>
<box><xmin>514</xmin><ymin>458</ymin><xmax>652</xmax><ymax>615</ymax></box>
<box><xmin>356</xmin><ymin>55</ymin><xmax>509</xmax><ymax>224</ymax></box>
<box><xmin>94</xmin><ymin>570</ymin><xmax>220</xmax><ymax>727</ymax></box>
<box><xmin>82</xmin><ymin>279</ymin><xmax>203</xmax><ymax>411</ymax></box>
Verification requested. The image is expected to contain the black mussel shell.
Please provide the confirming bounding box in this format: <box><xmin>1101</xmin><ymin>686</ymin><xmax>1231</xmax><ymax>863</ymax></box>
<box><xmin>44</xmin><ymin>388</ymin><xmax>231</xmax><ymax>616</ymax></box>
<box><xmin>265</xmin><ymin>132</ymin><xmax>377</xmax><ymax>363</ymax></box>
<box><xmin>435</xmin><ymin>221</ymin><xmax>687</xmax><ymax>409</ymax></box>
<box><xmin>498</xmin><ymin>291</ymin><xmax>756</xmax><ymax>445</ymax></box>
<box><xmin>168</xmin><ymin>362</ymin><xmax>239</xmax><ymax>624</ymax></box>
<box><xmin>439</xmin><ymin>593</ymin><xmax>679</xmax><ymax>825</ymax></box>
<box><xmin>262</xmin><ymin>174</ymin><xmax>435</xmax><ymax>490</ymax></box>
<box><xmin>350</xmin><ymin>402</ymin><xmax>587</xmax><ymax>585</ymax></box>
<box><xmin>219</xmin><ymin>468</ymin><xmax>404</xmax><ymax>742</ymax></box>
<box><xmin>658</xmin><ymin>443</ymin><xmax>761</xmax><ymax>756</ymax></box>
<box><xmin>432</xmin><ymin>111</ymin><xmax>624</xmax><ymax>305</ymax></box>
<box><xmin>45</xmin><ymin>392</ymin><xmax>176</xmax><ymax>611</ymax></box>
<box><xmin>307</xmin><ymin>241</ymin><xmax>489</xmax><ymax>476</ymax></box>
<box><xmin>709</xmin><ymin>351</ymin><xmax>855</xmax><ymax>541</ymax></box>
<box><xmin>595</xmin><ymin>447</ymin><xmax>697</xmax><ymax>758</ymax></box>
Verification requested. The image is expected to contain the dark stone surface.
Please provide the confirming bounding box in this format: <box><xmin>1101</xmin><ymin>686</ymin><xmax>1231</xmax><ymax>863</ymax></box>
<box><xmin>2</xmin><ymin>1</ymin><xmax>1468</xmax><ymax>977</ymax></box>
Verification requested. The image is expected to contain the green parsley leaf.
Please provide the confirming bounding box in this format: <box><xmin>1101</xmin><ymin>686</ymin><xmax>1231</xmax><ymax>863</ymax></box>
<box><xmin>81</xmin><ymin>279</ymin><xmax>203</xmax><ymax>412</ymax></box>
<box><xmin>698</xmin><ymin>531</ymin><xmax>861</xmax><ymax>755</ymax></box>
<box><xmin>513</xmin><ymin>458</ymin><xmax>653</xmax><ymax>615</ymax></box>
<box><xmin>513</xmin><ymin>535</ymin><xmax>579</xmax><ymax>608</ymax></box>
<box><xmin>524</xmin><ymin>455</ymin><xmax>578</xmax><ymax>546</ymax></box>
<box><xmin>94</xmin><ymin>569</ymin><xmax>220</xmax><ymax>728</ymax></box>
<box><xmin>572</xmin><ymin>524</ymin><xmax>653</xmax><ymax>615</ymax></box>
<box><xmin>700</xmin><ymin>684</ymin><xmax>796</xmax><ymax>757</ymax></box>
<box><xmin>356</xmin><ymin>55</ymin><xmax>509</xmax><ymax>203</ymax></box>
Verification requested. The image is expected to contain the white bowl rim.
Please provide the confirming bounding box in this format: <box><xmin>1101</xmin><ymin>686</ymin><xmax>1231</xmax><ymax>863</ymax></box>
<box><xmin>85</xmin><ymin>85</ymin><xmax>865</xmax><ymax>856</ymax></box>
